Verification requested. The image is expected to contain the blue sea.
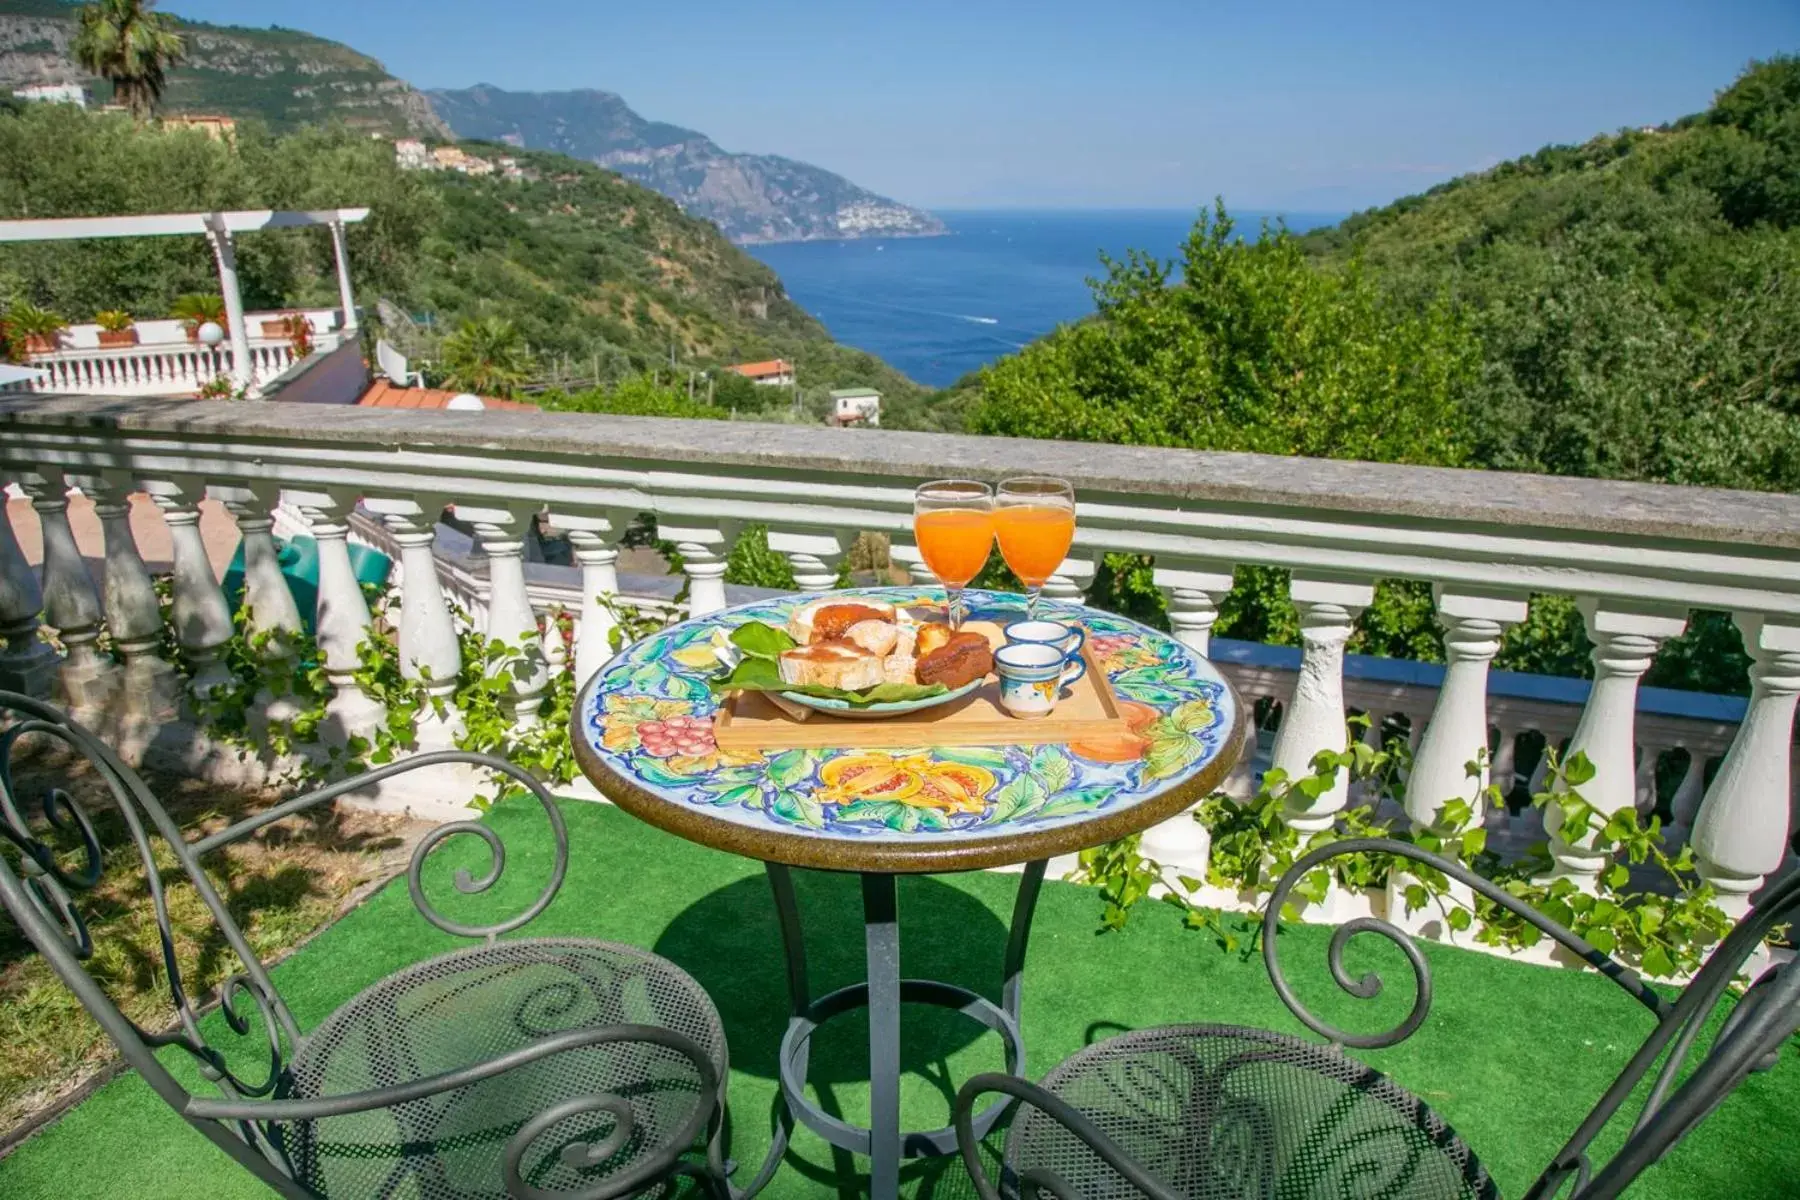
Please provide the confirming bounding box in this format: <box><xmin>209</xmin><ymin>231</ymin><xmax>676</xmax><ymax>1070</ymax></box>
<box><xmin>750</xmin><ymin>208</ymin><xmax>1344</xmax><ymax>388</ymax></box>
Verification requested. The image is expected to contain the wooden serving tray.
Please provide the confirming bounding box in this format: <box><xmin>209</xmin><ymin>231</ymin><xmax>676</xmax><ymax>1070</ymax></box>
<box><xmin>712</xmin><ymin>620</ymin><xmax>1133</xmax><ymax>752</ymax></box>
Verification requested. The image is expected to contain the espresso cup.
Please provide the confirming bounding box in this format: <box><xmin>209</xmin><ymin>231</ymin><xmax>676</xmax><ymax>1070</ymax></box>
<box><xmin>1003</xmin><ymin>618</ymin><xmax>1085</xmax><ymax>663</ymax></box>
<box><xmin>995</xmin><ymin>642</ymin><xmax>1087</xmax><ymax>719</ymax></box>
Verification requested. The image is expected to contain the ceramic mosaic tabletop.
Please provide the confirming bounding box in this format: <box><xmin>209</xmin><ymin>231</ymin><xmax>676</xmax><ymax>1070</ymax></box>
<box><xmin>571</xmin><ymin>587</ymin><xmax>1246</xmax><ymax>872</ymax></box>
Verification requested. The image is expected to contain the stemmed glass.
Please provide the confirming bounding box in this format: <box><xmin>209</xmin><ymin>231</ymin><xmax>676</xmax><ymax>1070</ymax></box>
<box><xmin>995</xmin><ymin>476</ymin><xmax>1076</xmax><ymax>619</ymax></box>
<box><xmin>912</xmin><ymin>480</ymin><xmax>994</xmax><ymax>630</ymax></box>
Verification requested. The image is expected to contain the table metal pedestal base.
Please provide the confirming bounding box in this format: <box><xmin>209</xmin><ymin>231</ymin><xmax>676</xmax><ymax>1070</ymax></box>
<box><xmin>764</xmin><ymin>860</ymin><xmax>1048</xmax><ymax>1199</ymax></box>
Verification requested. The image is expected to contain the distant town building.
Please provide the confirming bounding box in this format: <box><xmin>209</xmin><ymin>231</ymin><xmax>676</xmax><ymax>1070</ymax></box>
<box><xmin>394</xmin><ymin>138</ymin><xmax>430</xmax><ymax>170</ymax></box>
<box><xmin>427</xmin><ymin>144</ymin><xmax>496</xmax><ymax>175</ymax></box>
<box><xmin>497</xmin><ymin>156</ymin><xmax>526</xmax><ymax>181</ymax></box>
<box><xmin>830</xmin><ymin>386</ymin><xmax>882</xmax><ymax>426</ymax></box>
<box><xmin>13</xmin><ymin>83</ymin><xmax>87</xmax><ymax>107</ymax></box>
<box><xmin>162</xmin><ymin>114</ymin><xmax>237</xmax><ymax>141</ymax></box>
<box><xmin>729</xmin><ymin>358</ymin><xmax>795</xmax><ymax>386</ymax></box>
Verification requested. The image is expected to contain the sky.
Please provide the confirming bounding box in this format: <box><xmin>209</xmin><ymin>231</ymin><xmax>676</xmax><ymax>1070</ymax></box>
<box><xmin>168</xmin><ymin>0</ymin><xmax>1800</xmax><ymax>213</ymax></box>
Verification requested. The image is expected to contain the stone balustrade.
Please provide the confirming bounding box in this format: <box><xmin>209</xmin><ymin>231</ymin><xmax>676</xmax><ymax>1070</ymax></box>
<box><xmin>2</xmin><ymin>394</ymin><xmax>1798</xmax><ymax>923</ymax></box>
<box><xmin>4</xmin><ymin>310</ymin><xmax>346</xmax><ymax>398</ymax></box>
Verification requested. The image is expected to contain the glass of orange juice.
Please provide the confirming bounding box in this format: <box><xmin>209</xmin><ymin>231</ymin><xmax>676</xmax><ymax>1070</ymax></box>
<box><xmin>995</xmin><ymin>476</ymin><xmax>1076</xmax><ymax>619</ymax></box>
<box><xmin>913</xmin><ymin>479</ymin><xmax>994</xmax><ymax>629</ymax></box>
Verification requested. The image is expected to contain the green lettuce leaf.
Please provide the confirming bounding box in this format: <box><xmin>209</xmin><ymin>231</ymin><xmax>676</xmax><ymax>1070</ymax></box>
<box><xmin>729</xmin><ymin>621</ymin><xmax>798</xmax><ymax>660</ymax></box>
<box><xmin>708</xmin><ymin>653</ymin><xmax>950</xmax><ymax>707</ymax></box>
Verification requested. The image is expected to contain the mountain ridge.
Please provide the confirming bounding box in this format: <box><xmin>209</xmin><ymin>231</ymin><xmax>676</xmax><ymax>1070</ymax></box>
<box><xmin>426</xmin><ymin>83</ymin><xmax>946</xmax><ymax>245</ymax></box>
<box><xmin>0</xmin><ymin>0</ymin><xmax>448</xmax><ymax>136</ymax></box>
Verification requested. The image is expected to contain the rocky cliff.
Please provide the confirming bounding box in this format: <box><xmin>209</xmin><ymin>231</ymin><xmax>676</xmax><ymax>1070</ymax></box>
<box><xmin>0</xmin><ymin>0</ymin><xmax>448</xmax><ymax>137</ymax></box>
<box><xmin>427</xmin><ymin>84</ymin><xmax>945</xmax><ymax>245</ymax></box>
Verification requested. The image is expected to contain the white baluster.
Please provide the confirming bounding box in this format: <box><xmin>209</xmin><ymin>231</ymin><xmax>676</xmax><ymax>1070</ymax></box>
<box><xmin>1635</xmin><ymin>742</ymin><xmax>1665</xmax><ymax>817</ymax></box>
<box><xmin>1154</xmin><ymin>562</ymin><xmax>1235</xmax><ymax>656</ymax></box>
<box><xmin>0</xmin><ymin>483</ymin><xmax>58</xmax><ymax>697</ymax></box>
<box><xmin>1692</xmin><ymin>616</ymin><xmax>1800</xmax><ymax>919</ymax></box>
<box><xmin>1543</xmin><ymin>602</ymin><xmax>1686</xmax><ymax>890</ymax></box>
<box><xmin>151</xmin><ymin>486</ymin><xmax>236</xmax><ymax>698</ymax></box>
<box><xmin>1668</xmin><ymin>748</ymin><xmax>1708</xmax><ymax>837</ymax></box>
<box><xmin>1405</xmin><ymin>590</ymin><xmax>1527</xmax><ymax>830</ymax></box>
<box><xmin>566</xmin><ymin>523</ymin><xmax>622</xmax><ymax>690</ymax></box>
<box><xmin>296</xmin><ymin>492</ymin><xmax>386</xmax><ymax>744</ymax></box>
<box><xmin>24</xmin><ymin>475</ymin><xmax>115</xmax><ymax>711</ymax></box>
<box><xmin>767</xmin><ymin>527</ymin><xmax>848</xmax><ymax>593</ymax></box>
<box><xmin>1137</xmin><ymin>563</ymin><xmax>1236</xmax><ymax>876</ymax></box>
<box><xmin>1271</xmin><ymin>576</ymin><xmax>1375</xmax><ymax>835</ymax></box>
<box><xmin>1040</xmin><ymin>554</ymin><xmax>1098</xmax><ymax>606</ymax></box>
<box><xmin>385</xmin><ymin>509</ymin><xmax>464</xmax><ymax>749</ymax></box>
<box><xmin>664</xmin><ymin>523</ymin><xmax>730</xmax><ymax>618</ymax></box>
<box><xmin>220</xmin><ymin>490</ymin><xmax>303</xmax><ymax>641</ymax></box>
<box><xmin>86</xmin><ymin>478</ymin><xmax>178</xmax><ymax>722</ymax></box>
<box><xmin>468</xmin><ymin>506</ymin><xmax>546</xmax><ymax>730</ymax></box>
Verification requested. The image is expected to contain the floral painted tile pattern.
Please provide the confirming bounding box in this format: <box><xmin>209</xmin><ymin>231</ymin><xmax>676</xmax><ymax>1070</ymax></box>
<box><xmin>578</xmin><ymin>588</ymin><xmax>1235</xmax><ymax>843</ymax></box>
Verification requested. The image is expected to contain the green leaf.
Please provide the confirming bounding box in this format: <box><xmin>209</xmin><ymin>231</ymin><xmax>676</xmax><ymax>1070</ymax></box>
<box><xmin>766</xmin><ymin>748</ymin><xmax>815</xmax><ymax>789</ymax></box>
<box><xmin>1641</xmin><ymin>944</ymin><xmax>1676</xmax><ymax>979</ymax></box>
<box><xmin>729</xmin><ymin>621</ymin><xmax>797</xmax><ymax>660</ymax></box>
<box><xmin>1403</xmin><ymin>884</ymin><xmax>1430</xmax><ymax>912</ymax></box>
<box><xmin>708</xmin><ymin>655</ymin><xmax>950</xmax><ymax>707</ymax></box>
<box><xmin>1169</xmin><ymin>698</ymin><xmax>1215</xmax><ymax>733</ymax></box>
<box><xmin>1034</xmin><ymin>787</ymin><xmax>1119</xmax><ymax>819</ymax></box>
<box><xmin>1604</xmin><ymin>863</ymin><xmax>1631</xmax><ymax>890</ymax></box>
<box><xmin>708</xmin><ymin>783</ymin><xmax>762</xmax><ymax>810</ymax></box>
<box><xmin>1143</xmin><ymin>726</ymin><xmax>1205</xmax><ymax>782</ymax></box>
<box><xmin>1446</xmin><ymin>907</ymin><xmax>1473</xmax><ymax>932</ymax></box>
<box><xmin>991</xmin><ymin>773</ymin><xmax>1047</xmax><ymax>822</ymax></box>
<box><xmin>1030</xmin><ymin>744</ymin><xmax>1075</xmax><ymax>793</ymax></box>
<box><xmin>1562</xmin><ymin>751</ymin><xmax>1597</xmax><ymax>787</ymax></box>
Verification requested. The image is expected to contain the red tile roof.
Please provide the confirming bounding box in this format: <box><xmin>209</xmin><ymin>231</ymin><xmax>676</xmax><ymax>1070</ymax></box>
<box><xmin>357</xmin><ymin>379</ymin><xmax>539</xmax><ymax>411</ymax></box>
<box><xmin>727</xmin><ymin>359</ymin><xmax>793</xmax><ymax>379</ymax></box>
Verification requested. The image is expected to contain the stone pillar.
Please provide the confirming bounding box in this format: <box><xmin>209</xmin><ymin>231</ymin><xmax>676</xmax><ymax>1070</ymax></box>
<box><xmin>88</xmin><ymin>480</ymin><xmax>177</xmax><ymax>721</ymax></box>
<box><xmin>25</xmin><ymin>477</ymin><xmax>114</xmax><ymax>711</ymax></box>
<box><xmin>298</xmin><ymin>494</ymin><xmax>386</xmax><ymax>744</ymax></box>
<box><xmin>387</xmin><ymin>512</ymin><xmax>464</xmax><ymax>749</ymax></box>
<box><xmin>472</xmin><ymin>509</ymin><xmax>546</xmax><ymax>731</ymax></box>
<box><xmin>767</xmin><ymin>527</ymin><xmax>848</xmax><ymax>594</ymax></box>
<box><xmin>1490</xmin><ymin>722</ymin><xmax>1520</xmax><ymax>807</ymax></box>
<box><xmin>1404</xmin><ymin>590</ymin><xmax>1527</xmax><ymax>831</ymax></box>
<box><xmin>1543</xmin><ymin>602</ymin><xmax>1687</xmax><ymax>890</ymax></box>
<box><xmin>568</xmin><ymin>528</ymin><xmax>621</xmax><ymax>690</ymax></box>
<box><xmin>1271</xmin><ymin>576</ymin><xmax>1375</xmax><ymax>835</ymax></box>
<box><xmin>221</xmin><ymin>491</ymin><xmax>303</xmax><ymax>642</ymax></box>
<box><xmin>0</xmin><ymin>489</ymin><xmax>57</xmax><ymax>698</ymax></box>
<box><xmin>152</xmin><ymin>488</ymin><xmax>236</xmax><ymax>699</ymax></box>
<box><xmin>1634</xmin><ymin>742</ymin><xmax>1665</xmax><ymax>818</ymax></box>
<box><xmin>1154</xmin><ymin>562</ymin><xmax>1235</xmax><ymax>656</ymax></box>
<box><xmin>1692</xmin><ymin>617</ymin><xmax>1800</xmax><ymax>919</ymax></box>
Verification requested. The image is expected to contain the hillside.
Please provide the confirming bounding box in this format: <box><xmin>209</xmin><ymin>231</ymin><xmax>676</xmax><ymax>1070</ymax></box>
<box><xmin>0</xmin><ymin>102</ymin><xmax>925</xmax><ymax>406</ymax></box>
<box><xmin>428</xmin><ymin>85</ymin><xmax>946</xmax><ymax>245</ymax></box>
<box><xmin>0</xmin><ymin>0</ymin><xmax>447</xmax><ymax>135</ymax></box>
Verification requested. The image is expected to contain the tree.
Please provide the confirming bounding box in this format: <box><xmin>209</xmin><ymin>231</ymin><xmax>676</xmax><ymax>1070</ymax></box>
<box><xmin>439</xmin><ymin>316</ymin><xmax>533</xmax><ymax>397</ymax></box>
<box><xmin>71</xmin><ymin>0</ymin><xmax>186</xmax><ymax>120</ymax></box>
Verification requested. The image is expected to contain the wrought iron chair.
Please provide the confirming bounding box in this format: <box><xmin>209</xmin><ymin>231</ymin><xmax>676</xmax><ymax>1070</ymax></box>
<box><xmin>956</xmin><ymin>837</ymin><xmax>1800</xmax><ymax>1200</ymax></box>
<box><xmin>0</xmin><ymin>691</ymin><xmax>750</xmax><ymax>1199</ymax></box>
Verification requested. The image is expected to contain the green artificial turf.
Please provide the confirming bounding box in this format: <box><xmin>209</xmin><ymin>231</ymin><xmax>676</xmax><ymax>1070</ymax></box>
<box><xmin>0</xmin><ymin>796</ymin><xmax>1792</xmax><ymax>1198</ymax></box>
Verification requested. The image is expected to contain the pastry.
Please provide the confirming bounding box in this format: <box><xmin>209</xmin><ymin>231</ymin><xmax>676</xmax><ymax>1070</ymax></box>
<box><xmin>914</xmin><ymin>622</ymin><xmax>953</xmax><ymax>657</ymax></box>
<box><xmin>787</xmin><ymin>597</ymin><xmax>897</xmax><ymax>643</ymax></box>
<box><xmin>844</xmin><ymin>619</ymin><xmax>900</xmax><ymax>656</ymax></box>
<box><xmin>915</xmin><ymin>630</ymin><xmax>994</xmax><ymax>689</ymax></box>
<box><xmin>778</xmin><ymin>642</ymin><xmax>884</xmax><ymax>691</ymax></box>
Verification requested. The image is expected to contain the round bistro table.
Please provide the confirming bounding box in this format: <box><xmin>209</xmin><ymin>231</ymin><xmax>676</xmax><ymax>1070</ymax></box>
<box><xmin>571</xmin><ymin>587</ymin><xmax>1246</xmax><ymax>1199</ymax></box>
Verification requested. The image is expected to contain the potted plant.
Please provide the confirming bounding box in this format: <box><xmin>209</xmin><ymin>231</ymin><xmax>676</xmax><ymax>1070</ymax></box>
<box><xmin>95</xmin><ymin>309</ymin><xmax>138</xmax><ymax>347</ymax></box>
<box><xmin>280</xmin><ymin>313</ymin><xmax>314</xmax><ymax>357</ymax></box>
<box><xmin>7</xmin><ymin>302</ymin><xmax>68</xmax><ymax>355</ymax></box>
<box><xmin>260</xmin><ymin>311</ymin><xmax>294</xmax><ymax>339</ymax></box>
<box><xmin>171</xmin><ymin>293</ymin><xmax>226</xmax><ymax>341</ymax></box>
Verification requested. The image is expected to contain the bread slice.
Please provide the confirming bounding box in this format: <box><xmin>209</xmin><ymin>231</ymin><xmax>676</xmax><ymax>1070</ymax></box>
<box><xmin>778</xmin><ymin>642</ymin><xmax>885</xmax><ymax>691</ymax></box>
<box><xmin>787</xmin><ymin>597</ymin><xmax>897</xmax><ymax>644</ymax></box>
<box><xmin>844</xmin><ymin>619</ymin><xmax>900</xmax><ymax>655</ymax></box>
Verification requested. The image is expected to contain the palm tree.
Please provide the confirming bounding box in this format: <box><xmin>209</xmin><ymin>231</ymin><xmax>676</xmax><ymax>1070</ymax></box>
<box><xmin>71</xmin><ymin>0</ymin><xmax>185</xmax><ymax>120</ymax></box>
<box><xmin>440</xmin><ymin>317</ymin><xmax>534</xmax><ymax>397</ymax></box>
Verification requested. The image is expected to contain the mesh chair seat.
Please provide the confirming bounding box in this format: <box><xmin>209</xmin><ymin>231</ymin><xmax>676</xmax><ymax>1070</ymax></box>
<box><xmin>280</xmin><ymin>938</ymin><xmax>727</xmax><ymax>1199</ymax></box>
<box><xmin>1007</xmin><ymin>1024</ymin><xmax>1497</xmax><ymax>1200</ymax></box>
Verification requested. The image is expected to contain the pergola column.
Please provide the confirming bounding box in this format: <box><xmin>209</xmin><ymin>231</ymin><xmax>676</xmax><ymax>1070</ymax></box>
<box><xmin>203</xmin><ymin>212</ymin><xmax>254</xmax><ymax>397</ymax></box>
<box><xmin>329</xmin><ymin>219</ymin><xmax>358</xmax><ymax>332</ymax></box>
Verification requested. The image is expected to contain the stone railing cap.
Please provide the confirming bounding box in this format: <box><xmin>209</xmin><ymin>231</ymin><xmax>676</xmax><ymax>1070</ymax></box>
<box><xmin>5</xmin><ymin>393</ymin><xmax>1799</xmax><ymax>550</ymax></box>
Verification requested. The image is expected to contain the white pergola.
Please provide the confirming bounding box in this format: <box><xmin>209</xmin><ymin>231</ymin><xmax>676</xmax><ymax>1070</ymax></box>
<box><xmin>0</xmin><ymin>208</ymin><xmax>369</xmax><ymax>395</ymax></box>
